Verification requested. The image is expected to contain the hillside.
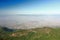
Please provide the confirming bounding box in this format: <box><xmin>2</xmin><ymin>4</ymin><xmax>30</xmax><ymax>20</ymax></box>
<box><xmin>0</xmin><ymin>26</ymin><xmax>60</xmax><ymax>40</ymax></box>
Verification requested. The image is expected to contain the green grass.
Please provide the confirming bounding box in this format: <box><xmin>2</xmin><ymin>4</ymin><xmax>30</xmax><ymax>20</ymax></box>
<box><xmin>0</xmin><ymin>26</ymin><xmax>60</xmax><ymax>40</ymax></box>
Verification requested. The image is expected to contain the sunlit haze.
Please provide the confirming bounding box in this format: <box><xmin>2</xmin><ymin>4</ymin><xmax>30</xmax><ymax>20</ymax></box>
<box><xmin>0</xmin><ymin>0</ymin><xmax>60</xmax><ymax>29</ymax></box>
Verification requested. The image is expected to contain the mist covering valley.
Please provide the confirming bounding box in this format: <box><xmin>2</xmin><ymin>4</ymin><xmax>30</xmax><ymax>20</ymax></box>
<box><xmin>0</xmin><ymin>15</ymin><xmax>60</xmax><ymax>29</ymax></box>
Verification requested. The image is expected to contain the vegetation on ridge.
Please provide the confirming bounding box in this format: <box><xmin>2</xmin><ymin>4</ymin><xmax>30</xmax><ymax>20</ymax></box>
<box><xmin>0</xmin><ymin>26</ymin><xmax>60</xmax><ymax>40</ymax></box>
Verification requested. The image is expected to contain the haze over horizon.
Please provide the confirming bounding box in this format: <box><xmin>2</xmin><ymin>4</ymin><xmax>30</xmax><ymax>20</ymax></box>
<box><xmin>0</xmin><ymin>0</ymin><xmax>60</xmax><ymax>29</ymax></box>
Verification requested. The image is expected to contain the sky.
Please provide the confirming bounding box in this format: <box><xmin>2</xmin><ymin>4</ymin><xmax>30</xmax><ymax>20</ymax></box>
<box><xmin>0</xmin><ymin>0</ymin><xmax>60</xmax><ymax>15</ymax></box>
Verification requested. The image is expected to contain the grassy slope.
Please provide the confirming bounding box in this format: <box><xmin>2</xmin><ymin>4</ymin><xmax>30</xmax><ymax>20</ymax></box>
<box><xmin>0</xmin><ymin>27</ymin><xmax>60</xmax><ymax>40</ymax></box>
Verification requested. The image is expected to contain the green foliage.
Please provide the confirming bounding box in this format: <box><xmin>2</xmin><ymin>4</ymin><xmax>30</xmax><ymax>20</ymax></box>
<box><xmin>0</xmin><ymin>27</ymin><xmax>60</xmax><ymax>40</ymax></box>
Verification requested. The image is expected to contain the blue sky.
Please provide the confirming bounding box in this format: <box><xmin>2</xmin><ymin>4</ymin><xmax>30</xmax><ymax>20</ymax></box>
<box><xmin>0</xmin><ymin>0</ymin><xmax>60</xmax><ymax>15</ymax></box>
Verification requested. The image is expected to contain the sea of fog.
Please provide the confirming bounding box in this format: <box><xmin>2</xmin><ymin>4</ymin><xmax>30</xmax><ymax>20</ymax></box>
<box><xmin>0</xmin><ymin>15</ymin><xmax>60</xmax><ymax>29</ymax></box>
